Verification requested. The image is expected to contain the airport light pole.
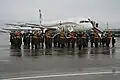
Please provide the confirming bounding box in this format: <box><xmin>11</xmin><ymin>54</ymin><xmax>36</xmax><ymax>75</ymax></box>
<box><xmin>39</xmin><ymin>9</ymin><xmax>42</xmax><ymax>27</ymax></box>
<box><xmin>39</xmin><ymin>9</ymin><xmax>43</xmax><ymax>33</ymax></box>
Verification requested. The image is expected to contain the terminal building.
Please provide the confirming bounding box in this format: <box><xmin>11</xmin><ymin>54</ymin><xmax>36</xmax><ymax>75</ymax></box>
<box><xmin>104</xmin><ymin>29</ymin><xmax>120</xmax><ymax>37</ymax></box>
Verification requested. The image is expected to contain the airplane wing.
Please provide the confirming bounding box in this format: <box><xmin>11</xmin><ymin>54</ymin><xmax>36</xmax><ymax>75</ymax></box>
<box><xmin>2</xmin><ymin>26</ymin><xmax>33</xmax><ymax>31</ymax></box>
<box><xmin>0</xmin><ymin>29</ymin><xmax>10</xmax><ymax>33</ymax></box>
<box><xmin>25</xmin><ymin>23</ymin><xmax>58</xmax><ymax>31</ymax></box>
<box><xmin>5</xmin><ymin>23</ymin><xmax>43</xmax><ymax>31</ymax></box>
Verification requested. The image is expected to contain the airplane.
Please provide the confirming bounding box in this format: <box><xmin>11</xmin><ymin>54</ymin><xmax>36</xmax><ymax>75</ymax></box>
<box><xmin>25</xmin><ymin>17</ymin><xmax>103</xmax><ymax>34</ymax></box>
<box><xmin>26</xmin><ymin>17</ymin><xmax>94</xmax><ymax>33</ymax></box>
<box><xmin>2</xmin><ymin>17</ymin><xmax>102</xmax><ymax>35</ymax></box>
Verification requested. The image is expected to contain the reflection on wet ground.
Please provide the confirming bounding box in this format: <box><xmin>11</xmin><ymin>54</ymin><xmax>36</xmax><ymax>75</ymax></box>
<box><xmin>9</xmin><ymin>46</ymin><xmax>116</xmax><ymax>59</ymax></box>
<box><xmin>0</xmin><ymin>44</ymin><xmax>119</xmax><ymax>80</ymax></box>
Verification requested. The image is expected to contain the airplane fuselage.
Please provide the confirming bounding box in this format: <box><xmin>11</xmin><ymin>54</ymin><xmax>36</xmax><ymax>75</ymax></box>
<box><xmin>43</xmin><ymin>21</ymin><xmax>93</xmax><ymax>33</ymax></box>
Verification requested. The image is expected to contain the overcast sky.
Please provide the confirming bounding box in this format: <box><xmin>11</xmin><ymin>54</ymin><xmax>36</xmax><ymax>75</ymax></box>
<box><xmin>0</xmin><ymin>0</ymin><xmax>120</xmax><ymax>23</ymax></box>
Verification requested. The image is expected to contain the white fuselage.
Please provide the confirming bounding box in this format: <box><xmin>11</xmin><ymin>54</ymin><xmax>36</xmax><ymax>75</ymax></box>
<box><xmin>41</xmin><ymin>18</ymin><xmax>93</xmax><ymax>32</ymax></box>
<box><xmin>2</xmin><ymin>17</ymin><xmax>93</xmax><ymax>33</ymax></box>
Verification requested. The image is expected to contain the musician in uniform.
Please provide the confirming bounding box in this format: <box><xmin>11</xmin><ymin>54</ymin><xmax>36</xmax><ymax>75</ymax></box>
<box><xmin>10</xmin><ymin>31</ymin><xmax>15</xmax><ymax>47</ymax></box>
<box><xmin>45</xmin><ymin>30</ymin><xmax>52</xmax><ymax>48</ymax></box>
<box><xmin>32</xmin><ymin>30</ymin><xmax>39</xmax><ymax>49</ymax></box>
<box><xmin>60</xmin><ymin>30</ymin><xmax>66</xmax><ymax>48</ymax></box>
<box><xmin>77</xmin><ymin>32</ymin><xmax>82</xmax><ymax>50</ymax></box>
<box><xmin>71</xmin><ymin>31</ymin><xmax>75</xmax><ymax>48</ymax></box>
<box><xmin>112</xmin><ymin>34</ymin><xmax>116</xmax><ymax>47</ymax></box>
<box><xmin>82</xmin><ymin>32</ymin><xmax>87</xmax><ymax>48</ymax></box>
<box><xmin>90</xmin><ymin>30</ymin><xmax>94</xmax><ymax>48</ymax></box>
<box><xmin>23</xmin><ymin>31</ymin><xmax>31</xmax><ymax>48</ymax></box>
<box><xmin>94</xmin><ymin>30</ymin><xmax>99</xmax><ymax>48</ymax></box>
<box><xmin>66</xmin><ymin>32</ymin><xmax>71</xmax><ymax>48</ymax></box>
<box><xmin>15</xmin><ymin>31</ymin><xmax>22</xmax><ymax>49</ymax></box>
<box><xmin>101</xmin><ymin>32</ymin><xmax>106</xmax><ymax>47</ymax></box>
<box><xmin>106</xmin><ymin>30</ymin><xmax>112</xmax><ymax>47</ymax></box>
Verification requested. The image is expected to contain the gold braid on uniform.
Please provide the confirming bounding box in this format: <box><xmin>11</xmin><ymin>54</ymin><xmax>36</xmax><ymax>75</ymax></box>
<box><xmin>60</xmin><ymin>31</ymin><xmax>65</xmax><ymax>40</ymax></box>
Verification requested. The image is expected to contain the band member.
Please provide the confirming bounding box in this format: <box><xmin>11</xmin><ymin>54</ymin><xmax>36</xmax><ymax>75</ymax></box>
<box><xmin>106</xmin><ymin>30</ymin><xmax>112</xmax><ymax>47</ymax></box>
<box><xmin>32</xmin><ymin>30</ymin><xmax>39</xmax><ymax>49</ymax></box>
<box><xmin>10</xmin><ymin>31</ymin><xmax>15</xmax><ymax>46</ymax></box>
<box><xmin>40</xmin><ymin>32</ymin><xmax>44</xmax><ymax>49</ymax></box>
<box><xmin>112</xmin><ymin>35</ymin><xmax>116</xmax><ymax>47</ymax></box>
<box><xmin>23</xmin><ymin>31</ymin><xmax>31</xmax><ymax>48</ymax></box>
<box><xmin>45</xmin><ymin>30</ymin><xmax>52</xmax><ymax>48</ymax></box>
<box><xmin>71</xmin><ymin>31</ymin><xmax>75</xmax><ymax>48</ymax></box>
<box><xmin>82</xmin><ymin>32</ymin><xmax>87</xmax><ymax>48</ymax></box>
<box><xmin>66</xmin><ymin>33</ymin><xmax>71</xmax><ymax>48</ymax></box>
<box><xmin>94</xmin><ymin>30</ymin><xmax>99</xmax><ymax>48</ymax></box>
<box><xmin>77</xmin><ymin>32</ymin><xmax>82</xmax><ymax>50</ymax></box>
<box><xmin>60</xmin><ymin>30</ymin><xmax>66</xmax><ymax>48</ymax></box>
<box><xmin>15</xmin><ymin>31</ymin><xmax>22</xmax><ymax>49</ymax></box>
<box><xmin>90</xmin><ymin>31</ymin><xmax>94</xmax><ymax>48</ymax></box>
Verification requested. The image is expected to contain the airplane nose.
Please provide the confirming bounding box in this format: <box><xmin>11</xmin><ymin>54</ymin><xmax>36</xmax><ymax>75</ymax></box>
<box><xmin>89</xmin><ymin>23</ymin><xmax>93</xmax><ymax>28</ymax></box>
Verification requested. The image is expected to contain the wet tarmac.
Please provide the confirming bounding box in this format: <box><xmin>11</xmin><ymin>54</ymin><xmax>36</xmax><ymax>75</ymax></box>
<box><xmin>0</xmin><ymin>33</ymin><xmax>120</xmax><ymax>80</ymax></box>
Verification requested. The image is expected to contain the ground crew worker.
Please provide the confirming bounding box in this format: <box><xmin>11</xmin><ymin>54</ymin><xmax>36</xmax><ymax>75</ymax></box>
<box><xmin>94</xmin><ymin>30</ymin><xmax>99</xmax><ymax>48</ymax></box>
<box><xmin>71</xmin><ymin>31</ymin><xmax>75</xmax><ymax>48</ymax></box>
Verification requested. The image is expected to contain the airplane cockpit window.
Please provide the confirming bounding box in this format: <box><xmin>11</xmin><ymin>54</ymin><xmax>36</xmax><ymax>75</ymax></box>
<box><xmin>80</xmin><ymin>21</ymin><xmax>89</xmax><ymax>23</ymax></box>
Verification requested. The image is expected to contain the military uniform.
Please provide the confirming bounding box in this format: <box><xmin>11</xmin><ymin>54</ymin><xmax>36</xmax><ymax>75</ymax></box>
<box><xmin>23</xmin><ymin>32</ymin><xmax>30</xmax><ymax>48</ymax></box>
<box><xmin>82</xmin><ymin>33</ymin><xmax>87</xmax><ymax>48</ymax></box>
<box><xmin>15</xmin><ymin>31</ymin><xmax>22</xmax><ymax>49</ymax></box>
<box><xmin>71</xmin><ymin>32</ymin><xmax>75</xmax><ymax>48</ymax></box>
<box><xmin>45</xmin><ymin>31</ymin><xmax>52</xmax><ymax>48</ymax></box>
<box><xmin>40</xmin><ymin>33</ymin><xmax>44</xmax><ymax>49</ymax></box>
<box><xmin>106</xmin><ymin>31</ymin><xmax>112</xmax><ymax>47</ymax></box>
<box><xmin>112</xmin><ymin>36</ymin><xmax>115</xmax><ymax>47</ymax></box>
<box><xmin>77</xmin><ymin>32</ymin><xmax>82</xmax><ymax>50</ymax></box>
<box><xmin>101</xmin><ymin>33</ymin><xmax>106</xmax><ymax>47</ymax></box>
<box><xmin>32</xmin><ymin>31</ymin><xmax>39</xmax><ymax>49</ymax></box>
<box><xmin>94</xmin><ymin>32</ymin><xmax>99</xmax><ymax>48</ymax></box>
<box><xmin>10</xmin><ymin>32</ymin><xmax>15</xmax><ymax>46</ymax></box>
<box><xmin>60</xmin><ymin>31</ymin><xmax>66</xmax><ymax>48</ymax></box>
<box><xmin>90</xmin><ymin>32</ymin><xmax>94</xmax><ymax>48</ymax></box>
<box><xmin>66</xmin><ymin>33</ymin><xmax>71</xmax><ymax>48</ymax></box>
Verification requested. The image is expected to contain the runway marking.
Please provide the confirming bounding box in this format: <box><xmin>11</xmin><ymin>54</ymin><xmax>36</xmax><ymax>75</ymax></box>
<box><xmin>0</xmin><ymin>60</ymin><xmax>9</xmax><ymax>62</ymax></box>
<box><xmin>2</xmin><ymin>71</ymin><xmax>120</xmax><ymax>80</ymax></box>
